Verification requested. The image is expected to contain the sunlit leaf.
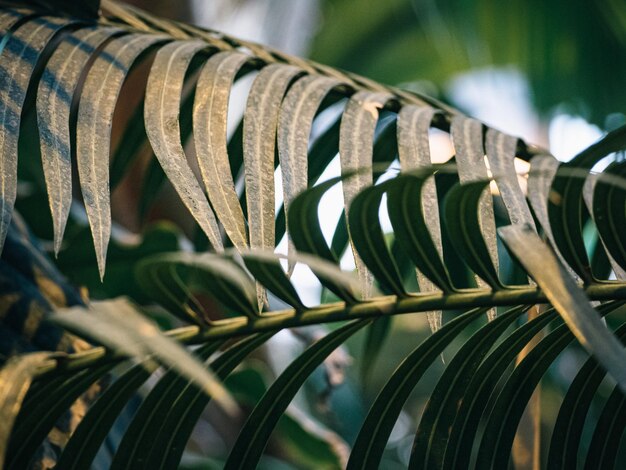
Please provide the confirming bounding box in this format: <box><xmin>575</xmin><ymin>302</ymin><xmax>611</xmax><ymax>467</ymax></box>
<box><xmin>277</xmin><ymin>74</ymin><xmax>343</xmax><ymax>273</ymax></box>
<box><xmin>37</xmin><ymin>26</ymin><xmax>122</xmax><ymax>254</ymax></box>
<box><xmin>450</xmin><ymin>116</ymin><xmax>499</xmax><ymax>319</ymax></box>
<box><xmin>339</xmin><ymin>90</ymin><xmax>394</xmax><ymax>298</ymax></box>
<box><xmin>0</xmin><ymin>15</ymin><xmax>71</xmax><ymax>253</ymax></box>
<box><xmin>485</xmin><ymin>128</ymin><xmax>535</xmax><ymax>228</ymax></box>
<box><xmin>397</xmin><ymin>105</ymin><xmax>443</xmax><ymax>331</ymax></box>
<box><xmin>77</xmin><ymin>33</ymin><xmax>167</xmax><ymax>279</ymax></box>
<box><xmin>194</xmin><ymin>51</ymin><xmax>251</xmax><ymax>251</ymax></box>
<box><xmin>0</xmin><ymin>352</ymin><xmax>52</xmax><ymax>468</ymax></box>
<box><xmin>50</xmin><ymin>298</ymin><xmax>238</xmax><ymax>413</ymax></box>
<box><xmin>144</xmin><ymin>40</ymin><xmax>224</xmax><ymax>253</ymax></box>
<box><xmin>243</xmin><ymin>63</ymin><xmax>302</xmax><ymax>309</ymax></box>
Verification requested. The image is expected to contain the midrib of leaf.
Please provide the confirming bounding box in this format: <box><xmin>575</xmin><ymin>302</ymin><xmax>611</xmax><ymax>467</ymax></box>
<box><xmin>122</xmin><ymin>3</ymin><xmax>191</xmax><ymax>40</ymax></box>
<box><xmin>101</xmin><ymin>0</ymin><xmax>151</xmax><ymax>31</ymax></box>
<box><xmin>24</xmin><ymin>280</ymin><xmax>626</xmax><ymax>384</ymax></box>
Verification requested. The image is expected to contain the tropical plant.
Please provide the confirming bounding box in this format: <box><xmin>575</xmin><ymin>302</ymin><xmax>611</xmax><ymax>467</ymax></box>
<box><xmin>0</xmin><ymin>0</ymin><xmax>625</xmax><ymax>469</ymax></box>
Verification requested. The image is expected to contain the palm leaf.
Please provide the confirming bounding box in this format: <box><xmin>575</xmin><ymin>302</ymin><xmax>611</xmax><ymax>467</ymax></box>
<box><xmin>0</xmin><ymin>1</ymin><xmax>626</xmax><ymax>468</ymax></box>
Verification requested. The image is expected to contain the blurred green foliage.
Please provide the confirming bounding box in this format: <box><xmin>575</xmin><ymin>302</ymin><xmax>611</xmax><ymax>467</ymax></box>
<box><xmin>311</xmin><ymin>0</ymin><xmax>626</xmax><ymax>125</ymax></box>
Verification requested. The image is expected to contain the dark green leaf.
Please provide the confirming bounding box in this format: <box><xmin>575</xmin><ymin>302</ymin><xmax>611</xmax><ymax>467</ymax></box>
<box><xmin>444</xmin><ymin>180</ymin><xmax>504</xmax><ymax>290</ymax></box>
<box><xmin>288</xmin><ymin>177</ymin><xmax>359</xmax><ymax>303</ymax></box>
<box><xmin>137</xmin><ymin>252</ymin><xmax>257</xmax><ymax>320</ymax></box>
<box><xmin>224</xmin><ymin>319</ymin><xmax>369</xmax><ymax>469</ymax></box>
<box><xmin>108</xmin><ymin>340</ymin><xmax>226</xmax><ymax>470</ymax></box>
<box><xmin>547</xmin><ymin>322</ymin><xmax>626</xmax><ymax>469</ymax></box>
<box><xmin>593</xmin><ymin>160</ymin><xmax>626</xmax><ymax>274</ymax></box>
<box><xmin>548</xmin><ymin>125</ymin><xmax>626</xmax><ymax>282</ymax></box>
<box><xmin>348</xmin><ymin>307</ymin><xmax>486</xmax><ymax>469</ymax></box>
<box><xmin>474</xmin><ymin>301</ymin><xmax>624</xmax><ymax>469</ymax></box>
<box><xmin>55</xmin><ymin>359</ymin><xmax>159</xmax><ymax>470</ymax></box>
<box><xmin>225</xmin><ymin>366</ymin><xmax>347</xmax><ymax>469</ymax></box>
<box><xmin>583</xmin><ymin>384</ymin><xmax>626</xmax><ymax>470</ymax></box>
<box><xmin>443</xmin><ymin>307</ymin><xmax>559</xmax><ymax>469</ymax></box>
<box><xmin>149</xmin><ymin>333</ymin><xmax>274</xmax><ymax>470</ymax></box>
<box><xmin>410</xmin><ymin>305</ymin><xmax>528</xmax><ymax>469</ymax></box>
<box><xmin>386</xmin><ymin>171</ymin><xmax>455</xmax><ymax>292</ymax></box>
<box><xmin>348</xmin><ymin>182</ymin><xmax>406</xmax><ymax>296</ymax></box>
<box><xmin>239</xmin><ymin>251</ymin><xmax>307</xmax><ymax>311</ymax></box>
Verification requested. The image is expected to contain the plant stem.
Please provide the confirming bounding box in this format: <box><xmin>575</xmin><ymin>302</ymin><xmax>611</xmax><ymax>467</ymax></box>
<box><xmin>36</xmin><ymin>282</ymin><xmax>626</xmax><ymax>378</ymax></box>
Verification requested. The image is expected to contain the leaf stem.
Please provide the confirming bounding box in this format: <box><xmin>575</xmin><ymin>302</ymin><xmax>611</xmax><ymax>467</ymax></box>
<box><xmin>37</xmin><ymin>283</ymin><xmax>626</xmax><ymax>379</ymax></box>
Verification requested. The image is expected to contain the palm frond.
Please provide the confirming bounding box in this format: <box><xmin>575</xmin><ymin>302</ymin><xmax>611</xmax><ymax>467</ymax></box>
<box><xmin>1</xmin><ymin>1</ymin><xmax>626</xmax><ymax>468</ymax></box>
